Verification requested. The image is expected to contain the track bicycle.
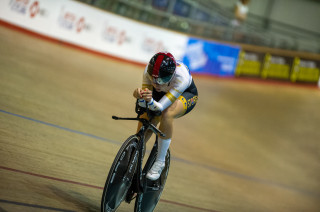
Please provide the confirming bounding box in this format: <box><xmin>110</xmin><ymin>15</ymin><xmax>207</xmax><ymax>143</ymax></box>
<box><xmin>101</xmin><ymin>101</ymin><xmax>170</xmax><ymax>212</ymax></box>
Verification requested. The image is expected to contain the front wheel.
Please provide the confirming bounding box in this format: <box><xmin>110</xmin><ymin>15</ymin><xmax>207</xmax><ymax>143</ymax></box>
<box><xmin>101</xmin><ymin>135</ymin><xmax>139</xmax><ymax>212</ymax></box>
<box><xmin>134</xmin><ymin>146</ymin><xmax>170</xmax><ymax>212</ymax></box>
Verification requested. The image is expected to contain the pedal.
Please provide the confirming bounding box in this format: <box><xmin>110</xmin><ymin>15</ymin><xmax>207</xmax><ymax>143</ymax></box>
<box><xmin>125</xmin><ymin>189</ymin><xmax>137</xmax><ymax>203</ymax></box>
<box><xmin>146</xmin><ymin>181</ymin><xmax>161</xmax><ymax>192</ymax></box>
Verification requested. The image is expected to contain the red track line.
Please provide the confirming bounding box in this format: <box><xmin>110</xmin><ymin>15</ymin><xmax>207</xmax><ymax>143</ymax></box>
<box><xmin>0</xmin><ymin>165</ymin><xmax>103</xmax><ymax>189</ymax></box>
<box><xmin>0</xmin><ymin>165</ymin><xmax>217</xmax><ymax>212</ymax></box>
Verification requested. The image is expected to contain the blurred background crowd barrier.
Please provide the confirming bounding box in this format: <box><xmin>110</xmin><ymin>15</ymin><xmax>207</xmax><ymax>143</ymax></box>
<box><xmin>1</xmin><ymin>0</ymin><xmax>319</xmax><ymax>85</ymax></box>
<box><xmin>79</xmin><ymin>0</ymin><xmax>320</xmax><ymax>54</ymax></box>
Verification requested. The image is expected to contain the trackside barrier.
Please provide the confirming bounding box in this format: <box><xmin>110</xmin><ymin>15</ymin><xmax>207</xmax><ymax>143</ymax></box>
<box><xmin>236</xmin><ymin>51</ymin><xmax>320</xmax><ymax>85</ymax></box>
<box><xmin>0</xmin><ymin>0</ymin><xmax>188</xmax><ymax>64</ymax></box>
<box><xmin>0</xmin><ymin>0</ymin><xmax>319</xmax><ymax>86</ymax></box>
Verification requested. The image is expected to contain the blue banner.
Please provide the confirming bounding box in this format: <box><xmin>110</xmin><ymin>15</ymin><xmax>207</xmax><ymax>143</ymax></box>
<box><xmin>182</xmin><ymin>38</ymin><xmax>240</xmax><ymax>76</ymax></box>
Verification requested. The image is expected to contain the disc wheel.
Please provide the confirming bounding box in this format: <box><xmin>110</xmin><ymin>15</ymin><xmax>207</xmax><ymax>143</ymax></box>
<box><xmin>101</xmin><ymin>135</ymin><xmax>139</xmax><ymax>212</ymax></box>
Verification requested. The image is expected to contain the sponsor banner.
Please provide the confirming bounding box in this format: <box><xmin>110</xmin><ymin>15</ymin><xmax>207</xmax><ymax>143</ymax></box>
<box><xmin>290</xmin><ymin>57</ymin><xmax>320</xmax><ymax>83</ymax></box>
<box><xmin>261</xmin><ymin>53</ymin><xmax>293</xmax><ymax>80</ymax></box>
<box><xmin>48</xmin><ymin>0</ymin><xmax>188</xmax><ymax>63</ymax></box>
<box><xmin>51</xmin><ymin>1</ymin><xmax>102</xmax><ymax>52</ymax></box>
<box><xmin>0</xmin><ymin>0</ymin><xmax>55</xmax><ymax>36</ymax></box>
<box><xmin>136</xmin><ymin>29</ymin><xmax>188</xmax><ymax>63</ymax></box>
<box><xmin>0</xmin><ymin>0</ymin><xmax>188</xmax><ymax>64</ymax></box>
<box><xmin>235</xmin><ymin>51</ymin><xmax>263</xmax><ymax>77</ymax></box>
<box><xmin>235</xmin><ymin>51</ymin><xmax>320</xmax><ymax>85</ymax></box>
<box><xmin>182</xmin><ymin>38</ymin><xmax>240</xmax><ymax>76</ymax></box>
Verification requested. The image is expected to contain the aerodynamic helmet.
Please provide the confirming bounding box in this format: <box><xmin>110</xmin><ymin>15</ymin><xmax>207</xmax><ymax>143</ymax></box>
<box><xmin>147</xmin><ymin>52</ymin><xmax>176</xmax><ymax>85</ymax></box>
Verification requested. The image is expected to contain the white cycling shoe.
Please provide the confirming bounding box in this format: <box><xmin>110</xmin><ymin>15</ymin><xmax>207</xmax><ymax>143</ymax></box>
<box><xmin>146</xmin><ymin>160</ymin><xmax>165</xmax><ymax>181</ymax></box>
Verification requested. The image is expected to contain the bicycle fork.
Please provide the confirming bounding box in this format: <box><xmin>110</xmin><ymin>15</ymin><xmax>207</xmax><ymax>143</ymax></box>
<box><xmin>124</xmin><ymin>134</ymin><xmax>146</xmax><ymax>203</ymax></box>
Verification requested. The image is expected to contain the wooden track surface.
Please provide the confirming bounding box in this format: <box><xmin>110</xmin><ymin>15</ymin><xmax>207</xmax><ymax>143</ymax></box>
<box><xmin>0</xmin><ymin>25</ymin><xmax>320</xmax><ymax>212</ymax></box>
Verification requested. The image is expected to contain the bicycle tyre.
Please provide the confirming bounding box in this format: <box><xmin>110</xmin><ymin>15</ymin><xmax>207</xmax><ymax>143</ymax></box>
<box><xmin>134</xmin><ymin>148</ymin><xmax>170</xmax><ymax>212</ymax></box>
<box><xmin>101</xmin><ymin>135</ymin><xmax>140</xmax><ymax>212</ymax></box>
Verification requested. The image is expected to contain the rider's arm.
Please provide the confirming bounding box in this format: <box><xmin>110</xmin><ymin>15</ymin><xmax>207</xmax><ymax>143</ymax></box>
<box><xmin>136</xmin><ymin>66</ymin><xmax>153</xmax><ymax>107</ymax></box>
<box><xmin>148</xmin><ymin>78</ymin><xmax>189</xmax><ymax>112</ymax></box>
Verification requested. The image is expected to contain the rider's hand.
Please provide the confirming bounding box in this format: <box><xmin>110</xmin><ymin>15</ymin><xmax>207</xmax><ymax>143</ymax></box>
<box><xmin>141</xmin><ymin>88</ymin><xmax>153</xmax><ymax>102</ymax></box>
<box><xmin>133</xmin><ymin>88</ymin><xmax>143</xmax><ymax>99</ymax></box>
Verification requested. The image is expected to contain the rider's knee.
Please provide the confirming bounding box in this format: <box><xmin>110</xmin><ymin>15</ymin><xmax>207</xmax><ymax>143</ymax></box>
<box><xmin>161</xmin><ymin>108</ymin><xmax>175</xmax><ymax>121</ymax></box>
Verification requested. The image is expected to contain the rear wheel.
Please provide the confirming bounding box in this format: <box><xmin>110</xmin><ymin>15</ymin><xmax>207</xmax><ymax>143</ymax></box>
<box><xmin>101</xmin><ymin>135</ymin><xmax>139</xmax><ymax>212</ymax></box>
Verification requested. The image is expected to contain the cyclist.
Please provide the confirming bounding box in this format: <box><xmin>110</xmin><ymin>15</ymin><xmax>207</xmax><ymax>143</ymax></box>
<box><xmin>133</xmin><ymin>52</ymin><xmax>198</xmax><ymax>180</ymax></box>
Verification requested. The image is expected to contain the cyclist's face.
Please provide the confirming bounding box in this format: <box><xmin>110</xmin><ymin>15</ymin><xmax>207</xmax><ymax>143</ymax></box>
<box><xmin>152</xmin><ymin>82</ymin><xmax>163</xmax><ymax>92</ymax></box>
<box><xmin>148</xmin><ymin>75</ymin><xmax>166</xmax><ymax>91</ymax></box>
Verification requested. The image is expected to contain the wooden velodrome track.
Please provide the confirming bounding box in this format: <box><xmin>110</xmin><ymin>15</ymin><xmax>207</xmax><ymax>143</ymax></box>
<box><xmin>1</xmin><ymin>24</ymin><xmax>320</xmax><ymax>212</ymax></box>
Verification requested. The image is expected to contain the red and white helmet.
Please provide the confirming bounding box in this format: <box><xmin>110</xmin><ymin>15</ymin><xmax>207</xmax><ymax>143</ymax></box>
<box><xmin>147</xmin><ymin>52</ymin><xmax>176</xmax><ymax>85</ymax></box>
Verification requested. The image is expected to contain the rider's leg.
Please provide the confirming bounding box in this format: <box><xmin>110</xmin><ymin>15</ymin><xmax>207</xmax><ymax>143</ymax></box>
<box><xmin>156</xmin><ymin>99</ymin><xmax>186</xmax><ymax>160</ymax></box>
<box><xmin>147</xmin><ymin>99</ymin><xmax>186</xmax><ymax>180</ymax></box>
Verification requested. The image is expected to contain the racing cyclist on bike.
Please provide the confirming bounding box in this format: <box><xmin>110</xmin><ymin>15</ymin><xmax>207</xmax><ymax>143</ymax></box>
<box><xmin>133</xmin><ymin>52</ymin><xmax>198</xmax><ymax>180</ymax></box>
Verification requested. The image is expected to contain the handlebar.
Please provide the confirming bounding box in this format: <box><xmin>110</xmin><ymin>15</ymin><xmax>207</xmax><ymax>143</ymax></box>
<box><xmin>111</xmin><ymin>115</ymin><xmax>165</xmax><ymax>138</ymax></box>
<box><xmin>111</xmin><ymin>100</ymin><xmax>165</xmax><ymax>137</ymax></box>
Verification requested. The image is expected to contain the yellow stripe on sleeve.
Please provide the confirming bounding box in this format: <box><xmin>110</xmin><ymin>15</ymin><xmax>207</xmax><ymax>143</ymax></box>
<box><xmin>165</xmin><ymin>92</ymin><xmax>177</xmax><ymax>103</ymax></box>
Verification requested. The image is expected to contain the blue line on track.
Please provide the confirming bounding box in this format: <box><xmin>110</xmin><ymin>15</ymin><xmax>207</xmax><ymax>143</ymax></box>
<box><xmin>0</xmin><ymin>199</ymin><xmax>76</xmax><ymax>212</ymax></box>
<box><xmin>0</xmin><ymin>109</ymin><xmax>121</xmax><ymax>145</ymax></box>
<box><xmin>1</xmin><ymin>109</ymin><xmax>319</xmax><ymax>198</ymax></box>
